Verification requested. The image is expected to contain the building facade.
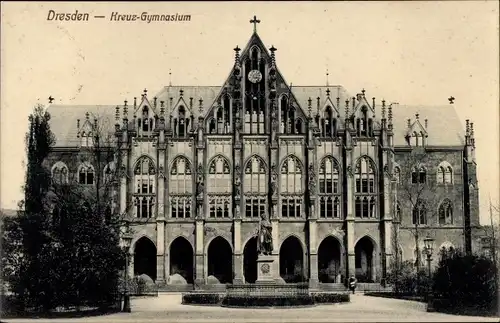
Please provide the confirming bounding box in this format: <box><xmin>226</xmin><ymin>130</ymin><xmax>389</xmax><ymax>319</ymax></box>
<box><xmin>46</xmin><ymin>22</ymin><xmax>482</xmax><ymax>288</ymax></box>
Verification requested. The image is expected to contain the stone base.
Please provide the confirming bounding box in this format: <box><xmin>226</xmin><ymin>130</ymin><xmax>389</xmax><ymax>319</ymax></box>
<box><xmin>255</xmin><ymin>254</ymin><xmax>276</xmax><ymax>284</ymax></box>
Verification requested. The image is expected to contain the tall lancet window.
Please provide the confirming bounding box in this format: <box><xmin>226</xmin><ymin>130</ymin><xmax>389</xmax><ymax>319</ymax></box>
<box><xmin>216</xmin><ymin>95</ymin><xmax>231</xmax><ymax>134</ymax></box>
<box><xmin>244</xmin><ymin>155</ymin><xmax>267</xmax><ymax>218</ymax></box>
<box><xmin>133</xmin><ymin>156</ymin><xmax>156</xmax><ymax>219</ymax></box>
<box><xmin>170</xmin><ymin>156</ymin><xmax>193</xmax><ymax>219</ymax></box>
<box><xmin>207</xmin><ymin>155</ymin><xmax>231</xmax><ymax>218</ymax></box>
<box><xmin>354</xmin><ymin>156</ymin><xmax>377</xmax><ymax>218</ymax></box>
<box><xmin>319</xmin><ymin>157</ymin><xmax>341</xmax><ymax>218</ymax></box>
<box><xmin>321</xmin><ymin>106</ymin><xmax>336</xmax><ymax>137</ymax></box>
<box><xmin>138</xmin><ymin>106</ymin><xmax>154</xmax><ymax>136</ymax></box>
<box><xmin>52</xmin><ymin>161</ymin><xmax>69</xmax><ymax>185</ymax></box>
<box><xmin>280</xmin><ymin>155</ymin><xmax>304</xmax><ymax>218</ymax></box>
<box><xmin>174</xmin><ymin>106</ymin><xmax>190</xmax><ymax>138</ymax></box>
<box><xmin>356</xmin><ymin>106</ymin><xmax>372</xmax><ymax>137</ymax></box>
<box><xmin>438</xmin><ymin>199</ymin><xmax>453</xmax><ymax>225</ymax></box>
<box><xmin>244</xmin><ymin>46</ymin><xmax>266</xmax><ymax>134</ymax></box>
<box><xmin>280</xmin><ymin>96</ymin><xmax>297</xmax><ymax>134</ymax></box>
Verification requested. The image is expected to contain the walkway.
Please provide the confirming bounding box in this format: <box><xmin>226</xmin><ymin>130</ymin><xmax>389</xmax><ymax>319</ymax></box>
<box><xmin>4</xmin><ymin>293</ymin><xmax>499</xmax><ymax>322</ymax></box>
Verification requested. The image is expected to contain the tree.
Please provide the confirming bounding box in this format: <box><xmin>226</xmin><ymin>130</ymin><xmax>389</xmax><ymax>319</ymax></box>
<box><xmin>393</xmin><ymin>148</ymin><xmax>441</xmax><ymax>292</ymax></box>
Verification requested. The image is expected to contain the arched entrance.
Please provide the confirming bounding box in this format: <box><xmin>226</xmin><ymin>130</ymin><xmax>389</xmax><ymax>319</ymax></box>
<box><xmin>170</xmin><ymin>236</ymin><xmax>194</xmax><ymax>283</ymax></box>
<box><xmin>207</xmin><ymin>236</ymin><xmax>233</xmax><ymax>283</ymax></box>
<box><xmin>279</xmin><ymin>236</ymin><xmax>305</xmax><ymax>283</ymax></box>
<box><xmin>355</xmin><ymin>236</ymin><xmax>375</xmax><ymax>282</ymax></box>
<box><xmin>134</xmin><ymin>237</ymin><xmax>157</xmax><ymax>281</ymax></box>
<box><xmin>318</xmin><ymin>236</ymin><xmax>342</xmax><ymax>283</ymax></box>
<box><xmin>243</xmin><ymin>236</ymin><xmax>258</xmax><ymax>283</ymax></box>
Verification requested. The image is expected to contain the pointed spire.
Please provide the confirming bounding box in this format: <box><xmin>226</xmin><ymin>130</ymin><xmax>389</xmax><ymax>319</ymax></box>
<box><xmin>326</xmin><ymin>69</ymin><xmax>330</xmax><ymax>87</ymax></box>
<box><xmin>466</xmin><ymin>119</ymin><xmax>470</xmax><ymax>136</ymax></box>
<box><xmin>115</xmin><ymin>106</ymin><xmax>120</xmax><ymax>122</ymax></box>
<box><xmin>345</xmin><ymin>100</ymin><xmax>349</xmax><ymax>119</ymax></box>
<box><xmin>407</xmin><ymin>119</ymin><xmax>411</xmax><ymax>128</ymax></box>
<box><xmin>154</xmin><ymin>97</ymin><xmax>157</xmax><ymax>108</ymax></box>
<box><xmin>160</xmin><ymin>101</ymin><xmax>165</xmax><ymax>117</ymax></box>
<box><xmin>269</xmin><ymin>45</ymin><xmax>277</xmax><ymax>65</ymax></box>
<box><xmin>199</xmin><ymin>98</ymin><xmax>204</xmax><ymax>115</ymax></box>
<box><xmin>308</xmin><ymin>97</ymin><xmax>312</xmax><ymax>113</ymax></box>
<box><xmin>179</xmin><ymin>89</ymin><xmax>184</xmax><ymax>97</ymax></box>
<box><xmin>317</xmin><ymin>97</ymin><xmax>320</xmax><ymax>114</ymax></box>
<box><xmin>234</xmin><ymin>45</ymin><xmax>241</xmax><ymax>63</ymax></box>
<box><xmin>388</xmin><ymin>104</ymin><xmax>393</xmax><ymax>124</ymax></box>
<box><xmin>123</xmin><ymin>100</ymin><xmax>128</xmax><ymax>122</ymax></box>
<box><xmin>169</xmin><ymin>69</ymin><xmax>172</xmax><ymax>87</ymax></box>
<box><xmin>373</xmin><ymin>97</ymin><xmax>377</xmax><ymax>110</ymax></box>
<box><xmin>336</xmin><ymin>97</ymin><xmax>340</xmax><ymax>118</ymax></box>
<box><xmin>424</xmin><ymin>119</ymin><xmax>428</xmax><ymax>129</ymax></box>
<box><xmin>133</xmin><ymin>97</ymin><xmax>137</xmax><ymax>109</ymax></box>
<box><xmin>381</xmin><ymin>99</ymin><xmax>386</xmax><ymax>119</ymax></box>
<box><xmin>77</xmin><ymin>119</ymin><xmax>80</xmax><ymax>129</ymax></box>
<box><xmin>189</xmin><ymin>97</ymin><xmax>193</xmax><ymax>109</ymax></box>
<box><xmin>250</xmin><ymin>15</ymin><xmax>261</xmax><ymax>33</ymax></box>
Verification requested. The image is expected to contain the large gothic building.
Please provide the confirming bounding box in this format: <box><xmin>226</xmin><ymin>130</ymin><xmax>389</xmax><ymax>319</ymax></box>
<box><xmin>46</xmin><ymin>20</ymin><xmax>482</xmax><ymax>289</ymax></box>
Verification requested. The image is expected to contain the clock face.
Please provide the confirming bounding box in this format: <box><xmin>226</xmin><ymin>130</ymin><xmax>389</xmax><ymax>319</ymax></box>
<box><xmin>248</xmin><ymin>70</ymin><xmax>263</xmax><ymax>83</ymax></box>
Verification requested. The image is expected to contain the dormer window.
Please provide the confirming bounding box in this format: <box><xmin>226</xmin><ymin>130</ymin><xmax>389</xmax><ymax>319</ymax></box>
<box><xmin>174</xmin><ymin>106</ymin><xmax>190</xmax><ymax>138</ymax></box>
<box><xmin>321</xmin><ymin>106</ymin><xmax>337</xmax><ymax>138</ymax></box>
<box><xmin>356</xmin><ymin>106</ymin><xmax>372</xmax><ymax>137</ymax></box>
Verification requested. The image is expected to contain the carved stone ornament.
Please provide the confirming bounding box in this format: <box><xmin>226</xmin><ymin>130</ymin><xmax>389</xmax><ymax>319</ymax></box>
<box><xmin>197</xmin><ymin>163</ymin><xmax>204</xmax><ymax>182</ymax></box>
<box><xmin>383</xmin><ymin>164</ymin><xmax>391</xmax><ymax>177</ymax></box>
<box><xmin>308</xmin><ymin>164</ymin><xmax>316</xmax><ymax>195</ymax></box>
<box><xmin>346</xmin><ymin>166</ymin><xmax>353</xmax><ymax>177</ymax></box>
<box><xmin>204</xmin><ymin>226</ymin><xmax>217</xmax><ymax>236</ymax></box>
<box><xmin>270</xmin><ymin>163</ymin><xmax>278</xmax><ymax>198</ymax></box>
<box><xmin>119</xmin><ymin>165</ymin><xmax>127</xmax><ymax>178</ymax></box>
<box><xmin>158</xmin><ymin>165</ymin><xmax>165</xmax><ymax>179</ymax></box>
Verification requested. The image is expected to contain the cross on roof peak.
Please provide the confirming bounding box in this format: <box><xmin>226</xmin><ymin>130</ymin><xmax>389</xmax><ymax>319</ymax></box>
<box><xmin>250</xmin><ymin>15</ymin><xmax>260</xmax><ymax>33</ymax></box>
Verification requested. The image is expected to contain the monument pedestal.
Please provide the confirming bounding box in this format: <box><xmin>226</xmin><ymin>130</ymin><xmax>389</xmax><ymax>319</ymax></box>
<box><xmin>255</xmin><ymin>254</ymin><xmax>276</xmax><ymax>284</ymax></box>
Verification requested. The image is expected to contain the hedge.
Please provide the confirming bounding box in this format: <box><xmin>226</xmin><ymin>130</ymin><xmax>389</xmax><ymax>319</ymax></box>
<box><xmin>311</xmin><ymin>292</ymin><xmax>350</xmax><ymax>304</ymax></box>
<box><xmin>182</xmin><ymin>293</ymin><xmax>224</xmax><ymax>305</ymax></box>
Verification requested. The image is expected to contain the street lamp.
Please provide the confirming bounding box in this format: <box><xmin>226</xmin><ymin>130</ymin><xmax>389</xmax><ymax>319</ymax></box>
<box><xmin>423</xmin><ymin>236</ymin><xmax>435</xmax><ymax>312</ymax></box>
<box><xmin>122</xmin><ymin>230</ymin><xmax>133</xmax><ymax>313</ymax></box>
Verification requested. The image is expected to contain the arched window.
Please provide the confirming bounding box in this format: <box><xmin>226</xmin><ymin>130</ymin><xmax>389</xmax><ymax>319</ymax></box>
<box><xmin>133</xmin><ymin>156</ymin><xmax>156</xmax><ymax>218</ymax></box>
<box><xmin>319</xmin><ymin>157</ymin><xmax>341</xmax><ymax>218</ymax></box>
<box><xmin>52</xmin><ymin>161</ymin><xmax>69</xmax><ymax>185</ymax></box>
<box><xmin>412</xmin><ymin>199</ymin><xmax>427</xmax><ymax>225</ymax></box>
<box><xmin>244</xmin><ymin>155</ymin><xmax>267</xmax><ymax>218</ymax></box>
<box><xmin>216</xmin><ymin>96</ymin><xmax>231</xmax><ymax>134</ymax></box>
<box><xmin>321</xmin><ymin>106</ymin><xmax>336</xmax><ymax>137</ymax></box>
<box><xmin>444</xmin><ymin>166</ymin><xmax>453</xmax><ymax>184</ymax></box>
<box><xmin>78</xmin><ymin>163</ymin><xmax>94</xmax><ymax>185</ymax></box>
<box><xmin>174</xmin><ymin>106</ymin><xmax>189</xmax><ymax>138</ymax></box>
<box><xmin>280</xmin><ymin>96</ymin><xmax>297</xmax><ymax>135</ymax></box>
<box><xmin>438</xmin><ymin>199</ymin><xmax>453</xmax><ymax>225</ymax></box>
<box><xmin>170</xmin><ymin>156</ymin><xmax>193</xmax><ymax>219</ymax></box>
<box><xmin>437</xmin><ymin>166</ymin><xmax>445</xmax><ymax>184</ymax></box>
<box><xmin>280</xmin><ymin>155</ymin><xmax>304</xmax><ymax>218</ymax></box>
<box><xmin>412</xmin><ymin>166</ymin><xmax>426</xmax><ymax>184</ymax></box>
<box><xmin>437</xmin><ymin>162</ymin><xmax>453</xmax><ymax>184</ymax></box>
<box><xmin>207</xmin><ymin>155</ymin><xmax>231</xmax><ymax>218</ymax></box>
<box><xmin>357</xmin><ymin>106</ymin><xmax>371</xmax><ymax>137</ymax></box>
<box><xmin>139</xmin><ymin>106</ymin><xmax>154</xmax><ymax>135</ymax></box>
<box><xmin>354</xmin><ymin>156</ymin><xmax>377</xmax><ymax>218</ymax></box>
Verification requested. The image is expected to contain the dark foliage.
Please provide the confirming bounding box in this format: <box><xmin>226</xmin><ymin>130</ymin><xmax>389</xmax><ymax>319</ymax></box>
<box><xmin>386</xmin><ymin>260</ymin><xmax>430</xmax><ymax>296</ymax></box>
<box><xmin>222</xmin><ymin>295</ymin><xmax>315</xmax><ymax>307</ymax></box>
<box><xmin>432</xmin><ymin>248</ymin><xmax>497</xmax><ymax>315</ymax></box>
<box><xmin>310</xmin><ymin>292</ymin><xmax>350</xmax><ymax>304</ymax></box>
<box><xmin>182</xmin><ymin>293</ymin><xmax>224</xmax><ymax>305</ymax></box>
<box><xmin>364</xmin><ymin>292</ymin><xmax>426</xmax><ymax>303</ymax></box>
<box><xmin>1</xmin><ymin>105</ymin><xmax>125</xmax><ymax>313</ymax></box>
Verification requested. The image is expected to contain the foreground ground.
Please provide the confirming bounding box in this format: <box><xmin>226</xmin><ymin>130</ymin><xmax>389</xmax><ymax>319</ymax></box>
<box><xmin>4</xmin><ymin>293</ymin><xmax>499</xmax><ymax>323</ymax></box>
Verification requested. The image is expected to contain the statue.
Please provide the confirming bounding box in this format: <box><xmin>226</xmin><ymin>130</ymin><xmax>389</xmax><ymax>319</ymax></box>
<box><xmin>257</xmin><ymin>212</ymin><xmax>273</xmax><ymax>256</ymax></box>
<box><xmin>270</xmin><ymin>163</ymin><xmax>278</xmax><ymax>198</ymax></box>
<box><xmin>196</xmin><ymin>181</ymin><xmax>204</xmax><ymax>199</ymax></box>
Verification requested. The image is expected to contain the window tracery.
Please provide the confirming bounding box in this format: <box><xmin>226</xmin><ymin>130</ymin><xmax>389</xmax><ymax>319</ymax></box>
<box><xmin>207</xmin><ymin>155</ymin><xmax>231</xmax><ymax>218</ymax></box>
<box><xmin>244</xmin><ymin>155</ymin><xmax>267</xmax><ymax>218</ymax></box>
<box><xmin>138</xmin><ymin>106</ymin><xmax>154</xmax><ymax>136</ymax></box>
<box><xmin>170</xmin><ymin>156</ymin><xmax>193</xmax><ymax>219</ymax></box>
<box><xmin>52</xmin><ymin>161</ymin><xmax>69</xmax><ymax>185</ymax></box>
<box><xmin>78</xmin><ymin>163</ymin><xmax>94</xmax><ymax>185</ymax></box>
<box><xmin>280</xmin><ymin>155</ymin><xmax>303</xmax><ymax>218</ymax></box>
<box><xmin>354</xmin><ymin>156</ymin><xmax>377</xmax><ymax>218</ymax></box>
<box><xmin>412</xmin><ymin>199</ymin><xmax>427</xmax><ymax>225</ymax></box>
<box><xmin>320</xmin><ymin>106</ymin><xmax>337</xmax><ymax>137</ymax></box>
<box><xmin>173</xmin><ymin>106</ymin><xmax>190</xmax><ymax>138</ymax></box>
<box><xmin>318</xmin><ymin>156</ymin><xmax>341</xmax><ymax>218</ymax></box>
<box><xmin>438</xmin><ymin>199</ymin><xmax>453</xmax><ymax>225</ymax></box>
<box><xmin>133</xmin><ymin>156</ymin><xmax>156</xmax><ymax>219</ymax></box>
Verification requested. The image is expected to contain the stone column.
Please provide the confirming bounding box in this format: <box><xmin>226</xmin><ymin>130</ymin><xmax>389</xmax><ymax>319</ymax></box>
<box><xmin>194</xmin><ymin>219</ymin><xmax>205</xmax><ymax>288</ymax></box>
<box><xmin>119</xmin><ymin>150</ymin><xmax>128</xmax><ymax>215</ymax></box>
<box><xmin>346</xmin><ymin>151</ymin><xmax>356</xmax><ymax>279</ymax></box>
<box><xmin>233</xmin><ymin>219</ymin><xmax>243</xmax><ymax>283</ymax></box>
<box><xmin>271</xmin><ymin>219</ymin><xmax>280</xmax><ymax>280</ymax></box>
<box><xmin>128</xmin><ymin>251</ymin><xmax>134</xmax><ymax>278</ymax></box>
<box><xmin>308</xmin><ymin>219</ymin><xmax>319</xmax><ymax>288</ymax></box>
<box><xmin>156</xmin><ymin>151</ymin><xmax>166</xmax><ymax>284</ymax></box>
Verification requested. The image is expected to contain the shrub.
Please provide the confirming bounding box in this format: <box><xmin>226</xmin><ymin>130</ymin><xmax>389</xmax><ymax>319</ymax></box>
<box><xmin>182</xmin><ymin>293</ymin><xmax>223</xmax><ymax>305</ymax></box>
<box><xmin>311</xmin><ymin>292</ymin><xmax>350</xmax><ymax>304</ymax></box>
<box><xmin>432</xmin><ymin>249</ymin><xmax>496</xmax><ymax>314</ymax></box>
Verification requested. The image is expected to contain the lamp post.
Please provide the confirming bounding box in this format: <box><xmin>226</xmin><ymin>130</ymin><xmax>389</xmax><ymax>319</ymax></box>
<box><xmin>122</xmin><ymin>231</ymin><xmax>133</xmax><ymax>313</ymax></box>
<box><xmin>423</xmin><ymin>236</ymin><xmax>435</xmax><ymax>312</ymax></box>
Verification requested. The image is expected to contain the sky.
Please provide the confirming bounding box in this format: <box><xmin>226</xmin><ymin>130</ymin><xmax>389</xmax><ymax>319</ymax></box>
<box><xmin>1</xmin><ymin>2</ymin><xmax>499</xmax><ymax>224</ymax></box>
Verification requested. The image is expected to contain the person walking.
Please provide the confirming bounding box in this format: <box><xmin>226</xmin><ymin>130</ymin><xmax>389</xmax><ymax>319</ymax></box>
<box><xmin>348</xmin><ymin>275</ymin><xmax>357</xmax><ymax>294</ymax></box>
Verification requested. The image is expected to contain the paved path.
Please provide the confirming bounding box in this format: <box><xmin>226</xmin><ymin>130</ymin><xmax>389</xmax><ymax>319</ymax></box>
<box><xmin>4</xmin><ymin>293</ymin><xmax>499</xmax><ymax>322</ymax></box>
